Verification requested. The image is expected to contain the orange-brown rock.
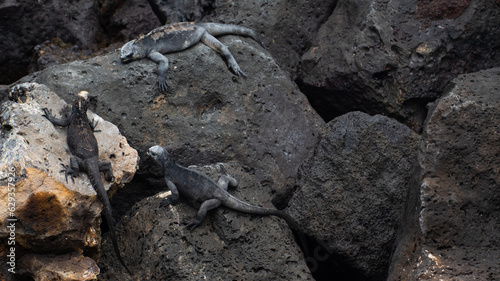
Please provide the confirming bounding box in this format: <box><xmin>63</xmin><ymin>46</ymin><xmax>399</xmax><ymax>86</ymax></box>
<box><xmin>0</xmin><ymin>83</ymin><xmax>139</xmax><ymax>280</ymax></box>
<box><xmin>18</xmin><ymin>252</ymin><xmax>99</xmax><ymax>281</ymax></box>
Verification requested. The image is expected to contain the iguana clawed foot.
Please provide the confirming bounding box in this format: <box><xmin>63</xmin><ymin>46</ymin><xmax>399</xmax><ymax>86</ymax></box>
<box><xmin>60</xmin><ymin>163</ymin><xmax>78</xmax><ymax>183</ymax></box>
<box><xmin>159</xmin><ymin>196</ymin><xmax>177</xmax><ymax>208</ymax></box>
<box><xmin>90</xmin><ymin>118</ymin><xmax>101</xmax><ymax>132</ymax></box>
<box><xmin>158</xmin><ymin>76</ymin><xmax>170</xmax><ymax>93</ymax></box>
<box><xmin>41</xmin><ymin>108</ymin><xmax>55</xmax><ymax>121</ymax></box>
<box><xmin>229</xmin><ymin>63</ymin><xmax>247</xmax><ymax>78</ymax></box>
<box><xmin>186</xmin><ymin>217</ymin><xmax>202</xmax><ymax>230</ymax></box>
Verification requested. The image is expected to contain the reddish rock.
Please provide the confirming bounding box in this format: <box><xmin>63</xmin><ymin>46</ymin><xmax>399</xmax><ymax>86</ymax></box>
<box><xmin>417</xmin><ymin>0</ymin><xmax>471</xmax><ymax>20</ymax></box>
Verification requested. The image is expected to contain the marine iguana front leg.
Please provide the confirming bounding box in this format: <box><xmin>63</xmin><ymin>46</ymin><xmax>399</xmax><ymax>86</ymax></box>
<box><xmin>159</xmin><ymin>180</ymin><xmax>180</xmax><ymax>207</ymax></box>
<box><xmin>42</xmin><ymin>108</ymin><xmax>70</xmax><ymax>127</ymax></box>
<box><xmin>90</xmin><ymin>118</ymin><xmax>101</xmax><ymax>133</ymax></box>
<box><xmin>148</xmin><ymin>50</ymin><xmax>170</xmax><ymax>93</ymax></box>
<box><xmin>200</xmin><ymin>33</ymin><xmax>246</xmax><ymax>78</ymax></box>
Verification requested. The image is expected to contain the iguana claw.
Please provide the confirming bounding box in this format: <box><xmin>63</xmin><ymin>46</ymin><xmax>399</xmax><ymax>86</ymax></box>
<box><xmin>186</xmin><ymin>218</ymin><xmax>202</xmax><ymax>230</ymax></box>
<box><xmin>60</xmin><ymin>164</ymin><xmax>77</xmax><ymax>183</ymax></box>
<box><xmin>158</xmin><ymin>76</ymin><xmax>170</xmax><ymax>93</ymax></box>
<box><xmin>159</xmin><ymin>197</ymin><xmax>177</xmax><ymax>207</ymax></box>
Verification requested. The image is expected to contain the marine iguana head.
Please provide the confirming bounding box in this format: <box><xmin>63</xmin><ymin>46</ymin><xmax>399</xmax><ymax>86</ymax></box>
<box><xmin>120</xmin><ymin>39</ymin><xmax>146</xmax><ymax>63</ymax></box>
<box><xmin>148</xmin><ymin>145</ymin><xmax>175</xmax><ymax>168</ymax></box>
<box><xmin>74</xmin><ymin>91</ymin><xmax>90</xmax><ymax>112</ymax></box>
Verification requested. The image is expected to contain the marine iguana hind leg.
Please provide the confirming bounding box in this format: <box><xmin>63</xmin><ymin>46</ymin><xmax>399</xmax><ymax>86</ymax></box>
<box><xmin>187</xmin><ymin>198</ymin><xmax>222</xmax><ymax>230</ymax></box>
<box><xmin>60</xmin><ymin>156</ymin><xmax>85</xmax><ymax>183</ymax></box>
<box><xmin>217</xmin><ymin>174</ymin><xmax>238</xmax><ymax>191</ymax></box>
<box><xmin>200</xmin><ymin>33</ymin><xmax>246</xmax><ymax>78</ymax></box>
<box><xmin>98</xmin><ymin>161</ymin><xmax>114</xmax><ymax>182</ymax></box>
<box><xmin>148</xmin><ymin>50</ymin><xmax>170</xmax><ymax>92</ymax></box>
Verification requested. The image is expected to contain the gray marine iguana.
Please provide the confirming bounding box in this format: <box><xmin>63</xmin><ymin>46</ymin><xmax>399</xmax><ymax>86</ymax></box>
<box><xmin>42</xmin><ymin>91</ymin><xmax>132</xmax><ymax>275</ymax></box>
<box><xmin>120</xmin><ymin>22</ymin><xmax>264</xmax><ymax>92</ymax></box>
<box><xmin>147</xmin><ymin>145</ymin><xmax>305</xmax><ymax>237</ymax></box>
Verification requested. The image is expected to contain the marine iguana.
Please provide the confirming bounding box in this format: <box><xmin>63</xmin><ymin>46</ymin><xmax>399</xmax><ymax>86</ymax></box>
<box><xmin>120</xmin><ymin>22</ymin><xmax>264</xmax><ymax>92</ymax></box>
<box><xmin>42</xmin><ymin>91</ymin><xmax>132</xmax><ymax>275</ymax></box>
<box><xmin>147</xmin><ymin>145</ymin><xmax>302</xmax><ymax>232</ymax></box>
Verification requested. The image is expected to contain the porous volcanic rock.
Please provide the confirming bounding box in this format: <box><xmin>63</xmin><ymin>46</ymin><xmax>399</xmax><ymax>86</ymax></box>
<box><xmin>389</xmin><ymin>68</ymin><xmax>500</xmax><ymax>280</ymax></box>
<box><xmin>299</xmin><ymin>0</ymin><xmax>500</xmax><ymax>129</ymax></box>
<box><xmin>0</xmin><ymin>83</ymin><xmax>138</xmax><ymax>280</ymax></box>
<box><xmin>98</xmin><ymin>162</ymin><xmax>313</xmax><ymax>280</ymax></box>
<box><xmin>0</xmin><ymin>0</ymin><xmax>100</xmax><ymax>84</ymax></box>
<box><xmin>32</xmin><ymin>35</ymin><xmax>323</xmax><ymax>200</ymax></box>
<box><xmin>287</xmin><ymin>111</ymin><xmax>420</xmax><ymax>280</ymax></box>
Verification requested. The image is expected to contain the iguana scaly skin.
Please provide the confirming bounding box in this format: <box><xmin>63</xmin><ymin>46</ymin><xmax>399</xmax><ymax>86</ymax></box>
<box><xmin>147</xmin><ymin>145</ymin><xmax>301</xmax><ymax>231</ymax></box>
<box><xmin>42</xmin><ymin>91</ymin><xmax>132</xmax><ymax>275</ymax></box>
<box><xmin>120</xmin><ymin>22</ymin><xmax>264</xmax><ymax>92</ymax></box>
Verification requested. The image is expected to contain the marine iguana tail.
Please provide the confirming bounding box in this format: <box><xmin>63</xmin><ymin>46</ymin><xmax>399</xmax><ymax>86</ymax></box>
<box><xmin>196</xmin><ymin>23</ymin><xmax>264</xmax><ymax>47</ymax></box>
<box><xmin>218</xmin><ymin>191</ymin><xmax>301</xmax><ymax>231</ymax></box>
<box><xmin>147</xmin><ymin>145</ymin><xmax>308</xmax><ymax>254</ymax></box>
<box><xmin>42</xmin><ymin>91</ymin><xmax>132</xmax><ymax>275</ymax></box>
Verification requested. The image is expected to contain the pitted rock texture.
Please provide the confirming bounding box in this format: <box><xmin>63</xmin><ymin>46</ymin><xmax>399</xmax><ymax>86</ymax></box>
<box><xmin>389</xmin><ymin>68</ymin><xmax>500</xmax><ymax>280</ymax></box>
<box><xmin>18</xmin><ymin>252</ymin><xmax>99</xmax><ymax>281</ymax></box>
<box><xmin>32</xmin><ymin>37</ymin><xmax>322</xmax><ymax>200</ymax></box>
<box><xmin>0</xmin><ymin>83</ymin><xmax>138</xmax><ymax>279</ymax></box>
<box><xmin>98</xmin><ymin>162</ymin><xmax>313</xmax><ymax>280</ymax></box>
<box><xmin>287</xmin><ymin>111</ymin><xmax>420</xmax><ymax>281</ymax></box>
<box><xmin>299</xmin><ymin>0</ymin><xmax>500</xmax><ymax>130</ymax></box>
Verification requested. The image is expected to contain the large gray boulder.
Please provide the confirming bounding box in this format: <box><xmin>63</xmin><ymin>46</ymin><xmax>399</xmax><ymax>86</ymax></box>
<box><xmin>202</xmin><ymin>0</ymin><xmax>337</xmax><ymax>78</ymax></box>
<box><xmin>299</xmin><ymin>0</ymin><xmax>500</xmax><ymax>129</ymax></box>
<box><xmin>32</xmin><ymin>35</ymin><xmax>323</xmax><ymax>197</ymax></box>
<box><xmin>0</xmin><ymin>0</ymin><xmax>100</xmax><ymax>84</ymax></box>
<box><xmin>98</xmin><ymin>162</ymin><xmax>313</xmax><ymax>280</ymax></box>
<box><xmin>389</xmin><ymin>68</ymin><xmax>500</xmax><ymax>280</ymax></box>
<box><xmin>287</xmin><ymin>111</ymin><xmax>420</xmax><ymax>280</ymax></box>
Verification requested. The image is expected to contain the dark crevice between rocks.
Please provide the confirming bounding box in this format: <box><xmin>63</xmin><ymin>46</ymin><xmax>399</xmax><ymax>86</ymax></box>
<box><xmin>296</xmin><ymin>80</ymin><xmax>364</xmax><ymax>123</ymax></box>
<box><xmin>146</xmin><ymin>0</ymin><xmax>167</xmax><ymax>25</ymax></box>
<box><xmin>296</xmin><ymin>79</ymin><xmax>433</xmax><ymax>132</ymax></box>
<box><xmin>398</xmin><ymin>97</ymin><xmax>435</xmax><ymax>133</ymax></box>
<box><xmin>111</xmin><ymin>172</ymin><xmax>166</xmax><ymax>223</ymax></box>
<box><xmin>303</xmin><ymin>234</ymin><xmax>367</xmax><ymax>281</ymax></box>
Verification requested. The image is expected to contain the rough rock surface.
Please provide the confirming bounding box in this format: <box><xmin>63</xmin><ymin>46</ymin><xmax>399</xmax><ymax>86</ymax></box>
<box><xmin>287</xmin><ymin>111</ymin><xmax>420</xmax><ymax>280</ymax></box>
<box><xmin>299</xmin><ymin>0</ymin><xmax>500</xmax><ymax>129</ymax></box>
<box><xmin>98</xmin><ymin>162</ymin><xmax>312</xmax><ymax>280</ymax></box>
<box><xmin>108</xmin><ymin>0</ymin><xmax>337</xmax><ymax>78</ymax></box>
<box><xmin>147</xmin><ymin>0</ymin><xmax>214</xmax><ymax>23</ymax></box>
<box><xmin>0</xmin><ymin>0</ymin><xmax>100</xmax><ymax>84</ymax></box>
<box><xmin>31</xmin><ymin>36</ymin><xmax>322</xmax><ymax>200</ymax></box>
<box><xmin>389</xmin><ymin>68</ymin><xmax>500</xmax><ymax>280</ymax></box>
<box><xmin>202</xmin><ymin>0</ymin><xmax>337</xmax><ymax>78</ymax></box>
<box><xmin>1</xmin><ymin>0</ymin><xmax>336</xmax><ymax>85</ymax></box>
<box><xmin>18</xmin><ymin>252</ymin><xmax>99</xmax><ymax>281</ymax></box>
<box><xmin>0</xmin><ymin>83</ymin><xmax>138</xmax><ymax>280</ymax></box>
<box><xmin>99</xmin><ymin>0</ymin><xmax>160</xmax><ymax>43</ymax></box>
